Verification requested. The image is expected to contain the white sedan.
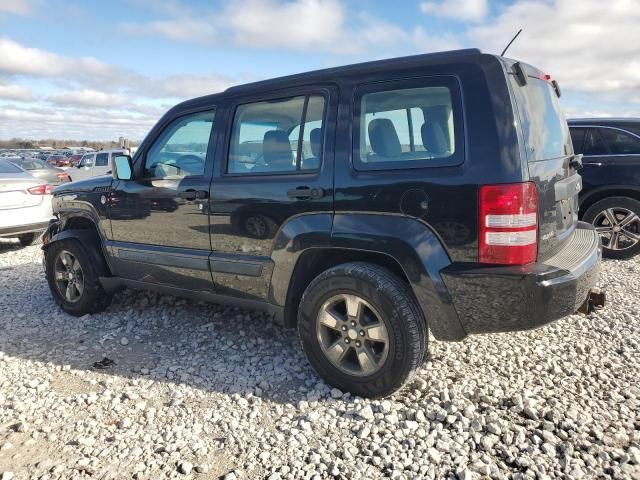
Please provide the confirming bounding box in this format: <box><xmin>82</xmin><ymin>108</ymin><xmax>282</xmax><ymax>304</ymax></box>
<box><xmin>0</xmin><ymin>159</ymin><xmax>54</xmax><ymax>246</ymax></box>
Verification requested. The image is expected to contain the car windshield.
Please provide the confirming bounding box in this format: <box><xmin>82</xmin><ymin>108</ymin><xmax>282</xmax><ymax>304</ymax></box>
<box><xmin>0</xmin><ymin>159</ymin><xmax>25</xmax><ymax>174</ymax></box>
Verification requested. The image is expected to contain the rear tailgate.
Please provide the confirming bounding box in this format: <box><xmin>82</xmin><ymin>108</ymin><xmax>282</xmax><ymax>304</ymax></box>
<box><xmin>506</xmin><ymin>61</ymin><xmax>580</xmax><ymax>258</ymax></box>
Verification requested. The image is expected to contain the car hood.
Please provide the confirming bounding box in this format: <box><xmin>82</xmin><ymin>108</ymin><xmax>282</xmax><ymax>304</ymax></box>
<box><xmin>53</xmin><ymin>175</ymin><xmax>112</xmax><ymax>195</ymax></box>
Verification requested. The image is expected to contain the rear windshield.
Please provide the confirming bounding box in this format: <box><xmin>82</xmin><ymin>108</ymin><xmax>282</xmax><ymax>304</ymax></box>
<box><xmin>512</xmin><ymin>76</ymin><xmax>570</xmax><ymax>161</ymax></box>
<box><xmin>0</xmin><ymin>159</ymin><xmax>24</xmax><ymax>174</ymax></box>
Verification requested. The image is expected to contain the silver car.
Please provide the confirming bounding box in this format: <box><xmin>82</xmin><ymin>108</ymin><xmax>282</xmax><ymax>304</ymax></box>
<box><xmin>0</xmin><ymin>159</ymin><xmax>54</xmax><ymax>246</ymax></box>
<box><xmin>8</xmin><ymin>157</ymin><xmax>72</xmax><ymax>185</ymax></box>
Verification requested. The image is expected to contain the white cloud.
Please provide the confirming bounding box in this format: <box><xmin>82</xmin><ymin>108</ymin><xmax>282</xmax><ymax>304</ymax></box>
<box><xmin>47</xmin><ymin>89</ymin><xmax>130</xmax><ymax>108</ymax></box>
<box><xmin>0</xmin><ymin>84</ymin><xmax>32</xmax><ymax>101</ymax></box>
<box><xmin>0</xmin><ymin>104</ymin><xmax>157</xmax><ymax>140</ymax></box>
<box><xmin>148</xmin><ymin>74</ymin><xmax>235</xmax><ymax>98</ymax></box>
<box><xmin>0</xmin><ymin>0</ymin><xmax>32</xmax><ymax>15</ymax></box>
<box><xmin>228</xmin><ymin>0</ymin><xmax>345</xmax><ymax>49</ymax></box>
<box><xmin>470</xmin><ymin>0</ymin><xmax>640</xmax><ymax>95</ymax></box>
<box><xmin>0</xmin><ymin>37</ymin><xmax>122</xmax><ymax>85</ymax></box>
<box><xmin>121</xmin><ymin>0</ymin><xmax>453</xmax><ymax>57</ymax></box>
<box><xmin>121</xmin><ymin>17</ymin><xmax>219</xmax><ymax>44</ymax></box>
<box><xmin>420</xmin><ymin>0</ymin><xmax>488</xmax><ymax>22</ymax></box>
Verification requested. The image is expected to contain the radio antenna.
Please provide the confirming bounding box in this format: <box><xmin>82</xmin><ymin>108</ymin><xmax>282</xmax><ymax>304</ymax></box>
<box><xmin>501</xmin><ymin>28</ymin><xmax>523</xmax><ymax>56</ymax></box>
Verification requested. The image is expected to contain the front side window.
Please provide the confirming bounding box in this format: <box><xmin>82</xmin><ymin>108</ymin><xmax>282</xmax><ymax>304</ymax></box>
<box><xmin>227</xmin><ymin>94</ymin><xmax>325</xmax><ymax>174</ymax></box>
<box><xmin>95</xmin><ymin>153</ymin><xmax>109</xmax><ymax>167</ymax></box>
<box><xmin>354</xmin><ymin>80</ymin><xmax>461</xmax><ymax>170</ymax></box>
<box><xmin>144</xmin><ymin>110</ymin><xmax>215</xmax><ymax>178</ymax></box>
<box><xmin>599</xmin><ymin>127</ymin><xmax>640</xmax><ymax>155</ymax></box>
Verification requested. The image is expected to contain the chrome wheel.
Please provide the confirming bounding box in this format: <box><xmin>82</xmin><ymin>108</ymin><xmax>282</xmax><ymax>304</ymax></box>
<box><xmin>53</xmin><ymin>250</ymin><xmax>85</xmax><ymax>303</ymax></box>
<box><xmin>316</xmin><ymin>294</ymin><xmax>390</xmax><ymax>377</ymax></box>
<box><xmin>593</xmin><ymin>207</ymin><xmax>640</xmax><ymax>251</ymax></box>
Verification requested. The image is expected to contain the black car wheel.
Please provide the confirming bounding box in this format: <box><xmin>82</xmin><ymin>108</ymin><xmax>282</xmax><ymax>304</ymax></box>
<box><xmin>298</xmin><ymin>262</ymin><xmax>426</xmax><ymax>398</ymax></box>
<box><xmin>45</xmin><ymin>239</ymin><xmax>113</xmax><ymax>316</ymax></box>
<box><xmin>583</xmin><ymin>196</ymin><xmax>640</xmax><ymax>259</ymax></box>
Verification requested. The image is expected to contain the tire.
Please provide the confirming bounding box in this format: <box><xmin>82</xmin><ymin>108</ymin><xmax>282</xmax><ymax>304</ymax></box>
<box><xmin>45</xmin><ymin>238</ymin><xmax>113</xmax><ymax>316</ymax></box>
<box><xmin>298</xmin><ymin>262</ymin><xmax>426</xmax><ymax>398</ymax></box>
<box><xmin>18</xmin><ymin>233</ymin><xmax>38</xmax><ymax>246</ymax></box>
<box><xmin>582</xmin><ymin>196</ymin><xmax>640</xmax><ymax>260</ymax></box>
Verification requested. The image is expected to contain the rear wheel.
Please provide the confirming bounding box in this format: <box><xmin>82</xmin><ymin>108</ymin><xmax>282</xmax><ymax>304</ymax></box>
<box><xmin>17</xmin><ymin>233</ymin><xmax>38</xmax><ymax>246</ymax></box>
<box><xmin>45</xmin><ymin>239</ymin><xmax>112</xmax><ymax>316</ymax></box>
<box><xmin>298</xmin><ymin>262</ymin><xmax>426</xmax><ymax>398</ymax></box>
<box><xmin>583</xmin><ymin>197</ymin><xmax>640</xmax><ymax>259</ymax></box>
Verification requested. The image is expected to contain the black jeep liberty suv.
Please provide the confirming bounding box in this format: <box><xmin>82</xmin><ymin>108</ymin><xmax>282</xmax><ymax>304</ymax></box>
<box><xmin>43</xmin><ymin>49</ymin><xmax>604</xmax><ymax>398</ymax></box>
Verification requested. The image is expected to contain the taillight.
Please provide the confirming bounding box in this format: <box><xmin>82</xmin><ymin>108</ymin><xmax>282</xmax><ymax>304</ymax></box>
<box><xmin>56</xmin><ymin>172</ymin><xmax>70</xmax><ymax>181</ymax></box>
<box><xmin>27</xmin><ymin>184</ymin><xmax>53</xmax><ymax>195</ymax></box>
<box><xmin>479</xmin><ymin>182</ymin><xmax>538</xmax><ymax>265</ymax></box>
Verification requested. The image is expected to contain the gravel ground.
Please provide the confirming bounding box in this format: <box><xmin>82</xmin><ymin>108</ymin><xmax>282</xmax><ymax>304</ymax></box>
<box><xmin>0</xmin><ymin>239</ymin><xmax>638</xmax><ymax>480</ymax></box>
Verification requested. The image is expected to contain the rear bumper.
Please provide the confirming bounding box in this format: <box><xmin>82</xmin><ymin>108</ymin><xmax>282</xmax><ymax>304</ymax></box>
<box><xmin>0</xmin><ymin>221</ymin><xmax>51</xmax><ymax>238</ymax></box>
<box><xmin>441</xmin><ymin>222</ymin><xmax>602</xmax><ymax>335</ymax></box>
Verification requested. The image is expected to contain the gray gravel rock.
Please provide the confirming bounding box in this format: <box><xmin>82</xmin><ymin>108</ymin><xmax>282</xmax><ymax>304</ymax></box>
<box><xmin>0</xmin><ymin>241</ymin><xmax>639</xmax><ymax>479</ymax></box>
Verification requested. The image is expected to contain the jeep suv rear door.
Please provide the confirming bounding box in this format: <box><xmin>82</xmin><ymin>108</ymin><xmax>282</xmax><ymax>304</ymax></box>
<box><xmin>208</xmin><ymin>86</ymin><xmax>337</xmax><ymax>301</ymax></box>
<box><xmin>507</xmin><ymin>63</ymin><xmax>578</xmax><ymax>258</ymax></box>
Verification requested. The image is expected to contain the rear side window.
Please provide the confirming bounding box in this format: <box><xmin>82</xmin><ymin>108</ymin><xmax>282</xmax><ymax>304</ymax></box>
<box><xmin>512</xmin><ymin>77</ymin><xmax>570</xmax><ymax>161</ymax></box>
<box><xmin>353</xmin><ymin>77</ymin><xmax>463</xmax><ymax>170</ymax></box>
<box><xmin>599</xmin><ymin>127</ymin><xmax>640</xmax><ymax>155</ymax></box>
<box><xmin>227</xmin><ymin>94</ymin><xmax>326</xmax><ymax>175</ymax></box>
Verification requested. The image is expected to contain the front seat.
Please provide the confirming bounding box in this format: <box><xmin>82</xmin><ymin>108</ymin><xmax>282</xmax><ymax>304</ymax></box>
<box><xmin>368</xmin><ymin>118</ymin><xmax>402</xmax><ymax>159</ymax></box>
<box><xmin>263</xmin><ymin>130</ymin><xmax>294</xmax><ymax>171</ymax></box>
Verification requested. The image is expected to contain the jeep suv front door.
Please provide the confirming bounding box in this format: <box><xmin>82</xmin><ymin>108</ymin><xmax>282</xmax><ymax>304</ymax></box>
<box><xmin>208</xmin><ymin>87</ymin><xmax>337</xmax><ymax>301</ymax></box>
<box><xmin>108</xmin><ymin>109</ymin><xmax>217</xmax><ymax>291</ymax></box>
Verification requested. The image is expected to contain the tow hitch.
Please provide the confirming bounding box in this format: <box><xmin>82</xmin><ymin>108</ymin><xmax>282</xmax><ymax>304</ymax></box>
<box><xmin>577</xmin><ymin>287</ymin><xmax>606</xmax><ymax>315</ymax></box>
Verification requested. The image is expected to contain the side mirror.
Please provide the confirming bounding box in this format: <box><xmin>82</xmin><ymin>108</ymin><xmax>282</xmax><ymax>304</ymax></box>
<box><xmin>113</xmin><ymin>155</ymin><xmax>133</xmax><ymax>180</ymax></box>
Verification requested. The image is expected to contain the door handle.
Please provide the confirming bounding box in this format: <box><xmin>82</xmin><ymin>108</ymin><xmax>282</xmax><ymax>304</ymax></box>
<box><xmin>179</xmin><ymin>190</ymin><xmax>208</xmax><ymax>201</ymax></box>
<box><xmin>287</xmin><ymin>187</ymin><xmax>324</xmax><ymax>199</ymax></box>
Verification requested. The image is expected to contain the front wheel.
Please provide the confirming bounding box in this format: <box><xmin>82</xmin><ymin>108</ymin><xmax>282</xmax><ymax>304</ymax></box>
<box><xmin>582</xmin><ymin>196</ymin><xmax>640</xmax><ymax>259</ymax></box>
<box><xmin>298</xmin><ymin>262</ymin><xmax>426</xmax><ymax>398</ymax></box>
<box><xmin>45</xmin><ymin>239</ymin><xmax>113</xmax><ymax>316</ymax></box>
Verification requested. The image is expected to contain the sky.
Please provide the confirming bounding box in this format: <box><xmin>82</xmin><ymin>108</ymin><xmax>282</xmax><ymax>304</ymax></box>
<box><xmin>0</xmin><ymin>0</ymin><xmax>639</xmax><ymax>141</ymax></box>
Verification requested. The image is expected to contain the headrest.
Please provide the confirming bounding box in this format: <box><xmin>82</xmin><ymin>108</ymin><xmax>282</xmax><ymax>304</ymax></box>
<box><xmin>421</xmin><ymin>120</ymin><xmax>448</xmax><ymax>155</ymax></box>
<box><xmin>368</xmin><ymin>118</ymin><xmax>402</xmax><ymax>157</ymax></box>
<box><xmin>263</xmin><ymin>130</ymin><xmax>293</xmax><ymax>169</ymax></box>
<box><xmin>309</xmin><ymin>128</ymin><xmax>322</xmax><ymax>157</ymax></box>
